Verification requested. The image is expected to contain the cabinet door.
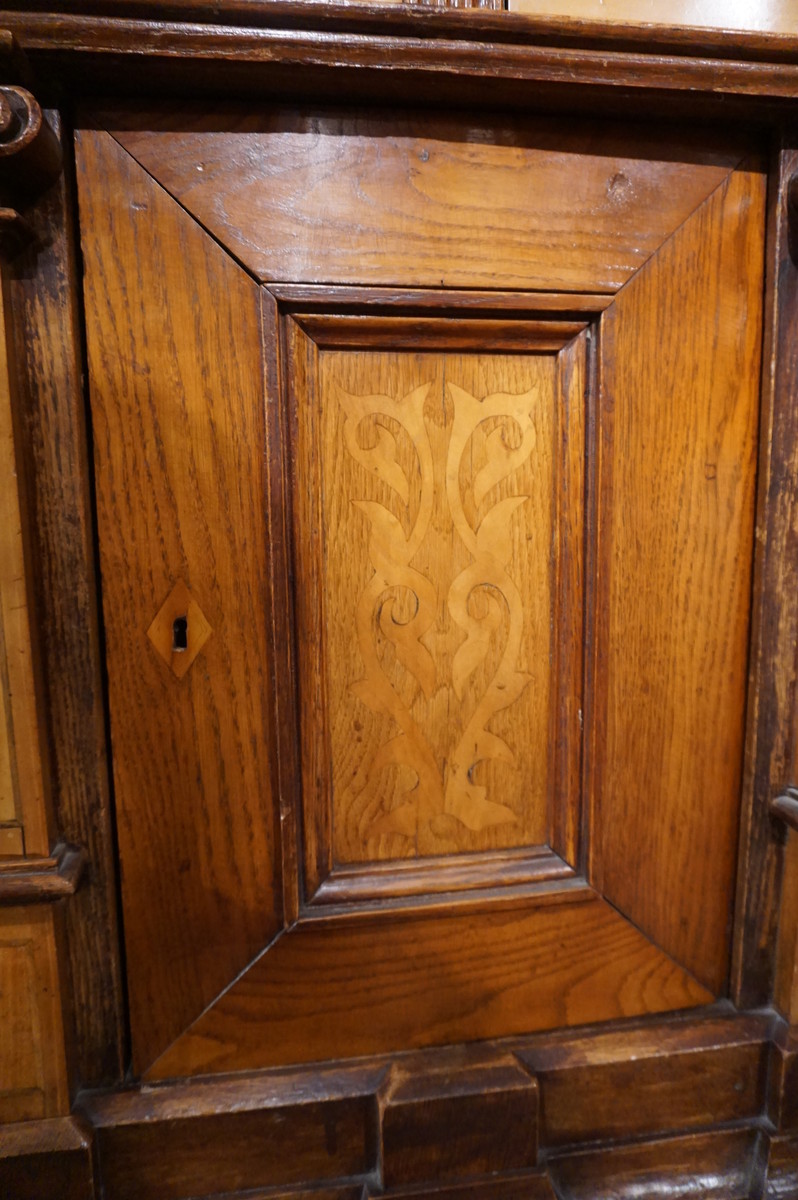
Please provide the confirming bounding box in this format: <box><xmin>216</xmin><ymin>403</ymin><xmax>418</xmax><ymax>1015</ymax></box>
<box><xmin>75</xmin><ymin>111</ymin><xmax>765</xmax><ymax>1080</ymax></box>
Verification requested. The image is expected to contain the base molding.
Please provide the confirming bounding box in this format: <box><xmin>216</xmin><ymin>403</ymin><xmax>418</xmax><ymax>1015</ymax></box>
<box><xmin>8</xmin><ymin>1009</ymin><xmax>782</xmax><ymax>1200</ymax></box>
<box><xmin>0</xmin><ymin>1116</ymin><xmax>94</xmax><ymax>1200</ymax></box>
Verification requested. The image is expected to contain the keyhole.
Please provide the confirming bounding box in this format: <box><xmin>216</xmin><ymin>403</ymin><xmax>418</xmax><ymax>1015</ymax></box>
<box><xmin>172</xmin><ymin>616</ymin><xmax>188</xmax><ymax>652</ymax></box>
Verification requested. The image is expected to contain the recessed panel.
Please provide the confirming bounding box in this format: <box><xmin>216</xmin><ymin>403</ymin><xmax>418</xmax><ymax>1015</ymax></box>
<box><xmin>289</xmin><ymin>324</ymin><xmax>586</xmax><ymax>900</ymax></box>
<box><xmin>322</xmin><ymin>351</ymin><xmax>556</xmax><ymax>865</ymax></box>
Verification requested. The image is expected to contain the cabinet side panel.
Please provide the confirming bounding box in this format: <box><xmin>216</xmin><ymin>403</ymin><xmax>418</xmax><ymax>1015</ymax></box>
<box><xmin>75</xmin><ymin>129</ymin><xmax>280</xmax><ymax>1073</ymax></box>
<box><xmin>594</xmin><ymin>165</ymin><xmax>765</xmax><ymax>992</ymax></box>
<box><xmin>0</xmin><ymin>908</ymin><xmax>68</xmax><ymax>1122</ymax></box>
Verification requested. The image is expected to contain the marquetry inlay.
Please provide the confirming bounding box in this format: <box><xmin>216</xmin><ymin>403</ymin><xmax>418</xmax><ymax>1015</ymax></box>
<box><xmin>321</xmin><ymin>353</ymin><xmax>556</xmax><ymax>864</ymax></box>
<box><xmin>147</xmin><ymin>579</ymin><xmax>212</xmax><ymax>680</ymax></box>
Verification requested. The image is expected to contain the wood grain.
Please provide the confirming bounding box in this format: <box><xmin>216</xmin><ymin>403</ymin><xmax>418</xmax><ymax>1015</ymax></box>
<box><xmin>768</xmin><ymin>1022</ymin><xmax>798</xmax><ymax>1134</ymax></box>
<box><xmin>592</xmin><ymin>163</ymin><xmax>765</xmax><ymax>993</ymax></box>
<box><xmin>0</xmin><ymin>271</ymin><xmax>49</xmax><ymax>856</ymax></box>
<box><xmin>16</xmin><ymin>9</ymin><xmax>798</xmax><ymax>126</ymax></box>
<box><xmin>0</xmin><ymin>1116</ymin><xmax>94</xmax><ymax>1200</ymax></box>
<box><xmin>80</xmin><ymin>1062</ymin><xmax>382</xmax><ymax>1200</ymax></box>
<box><xmin>516</xmin><ymin>1010</ymin><xmax>769</xmax><ymax>1147</ymax></box>
<box><xmin>379</xmin><ymin>1049</ymin><xmax>538</xmax><ymax>1187</ymax></box>
<box><xmin>75</xmin><ymin>128</ymin><xmax>281</xmax><ymax>1074</ymax></box>
<box><xmin>144</xmin><ymin>888</ymin><xmax>711</xmax><ymax>1080</ymax></box>
<box><xmin>766</xmin><ymin>1135</ymin><xmax>798</xmax><ymax>1200</ymax></box>
<box><xmin>548</xmin><ymin>1127</ymin><xmax>758</xmax><ymax>1200</ymax></box>
<box><xmin>311</xmin><ymin>846</ymin><xmax>574</xmax><ymax>907</ymax></box>
<box><xmin>107</xmin><ymin>110</ymin><xmax>743</xmax><ymax>293</ymax></box>
<box><xmin>7</xmin><ymin>117</ymin><xmax>126</xmax><ymax>1085</ymax></box>
<box><xmin>733</xmin><ymin>144</ymin><xmax>798</xmax><ymax>1011</ymax></box>
<box><xmin>381</xmin><ymin>1177</ymin><xmax>556</xmax><ymax>1200</ymax></box>
<box><xmin>309</xmin><ymin>347</ymin><xmax>561</xmax><ymax>866</ymax></box>
<box><xmin>0</xmin><ymin>907</ymin><xmax>68</xmax><ymax>1122</ymax></box>
<box><xmin>0</xmin><ymin>844</ymin><xmax>85</xmax><ymax>904</ymax></box>
<box><xmin>776</xmin><ymin>833</ymin><xmax>798</xmax><ymax>1024</ymax></box>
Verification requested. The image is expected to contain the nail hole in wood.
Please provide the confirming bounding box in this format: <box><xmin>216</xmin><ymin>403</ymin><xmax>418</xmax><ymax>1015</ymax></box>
<box><xmin>172</xmin><ymin>615</ymin><xmax>188</xmax><ymax>652</ymax></box>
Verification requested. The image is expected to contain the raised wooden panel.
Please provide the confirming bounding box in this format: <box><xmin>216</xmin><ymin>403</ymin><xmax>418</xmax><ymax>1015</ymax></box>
<box><xmin>106</xmin><ymin>110</ymin><xmax>744</xmax><ymax>293</ymax></box>
<box><xmin>75</xmin><ymin>128</ymin><xmax>281</xmax><ymax>1073</ymax></box>
<box><xmin>0</xmin><ymin>276</ymin><xmax>49</xmax><ymax>856</ymax></box>
<box><xmin>146</xmin><ymin>889</ymin><xmax>711</xmax><ymax>1080</ymax></box>
<box><xmin>0</xmin><ymin>908</ymin><xmax>68</xmax><ymax>1122</ymax></box>
<box><xmin>76</xmin><ymin>110</ymin><xmax>765</xmax><ymax>1082</ymax></box>
<box><xmin>591</xmin><ymin>163</ymin><xmax>765</xmax><ymax>993</ymax></box>
<box><xmin>292</xmin><ymin>336</ymin><xmax>581</xmax><ymax>880</ymax></box>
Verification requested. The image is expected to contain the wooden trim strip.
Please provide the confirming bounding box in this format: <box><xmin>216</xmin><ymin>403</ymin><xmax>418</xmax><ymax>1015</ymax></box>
<box><xmin>294</xmin><ymin>314</ymin><xmax>588</xmax><ymax>352</ymax></box>
<box><xmin>9</xmin><ymin>1</ymin><xmax>798</xmax><ymax>64</ymax></box>
<box><xmin>309</xmin><ymin>847</ymin><xmax>575</xmax><ymax>907</ymax></box>
<box><xmin>0</xmin><ymin>842</ymin><xmax>86</xmax><ymax>904</ymax></box>
<box><xmin>269</xmin><ymin>286</ymin><xmax>615</xmax><ymax>314</ymax></box>
<box><xmin>8</xmin><ymin>15</ymin><xmax>798</xmax><ymax>105</ymax></box>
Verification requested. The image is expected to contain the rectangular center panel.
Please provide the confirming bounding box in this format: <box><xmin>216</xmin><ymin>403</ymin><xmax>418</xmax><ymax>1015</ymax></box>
<box><xmin>271</xmin><ymin>290</ymin><xmax>593</xmax><ymax>912</ymax></box>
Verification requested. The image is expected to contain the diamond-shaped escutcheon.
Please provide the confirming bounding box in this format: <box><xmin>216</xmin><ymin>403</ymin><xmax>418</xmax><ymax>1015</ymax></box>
<box><xmin>147</xmin><ymin>579</ymin><xmax>212</xmax><ymax>680</ymax></box>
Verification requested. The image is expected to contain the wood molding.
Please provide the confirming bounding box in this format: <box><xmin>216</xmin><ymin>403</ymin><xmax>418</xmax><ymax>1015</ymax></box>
<box><xmin>6</xmin><ymin>112</ymin><xmax>126</xmax><ymax>1086</ymax></box>
<box><xmin>0</xmin><ymin>843</ymin><xmax>86</xmax><ymax>905</ymax></box>
<box><xmin>731</xmin><ymin>141</ymin><xmax>798</xmax><ymax>1011</ymax></box>
<box><xmin>72</xmin><ymin>1008</ymin><xmax>795</xmax><ymax>1200</ymax></box>
<box><xmin>9</xmin><ymin>8</ymin><xmax>798</xmax><ymax>121</ymax></box>
<box><xmin>0</xmin><ymin>1115</ymin><xmax>94</xmax><ymax>1200</ymax></box>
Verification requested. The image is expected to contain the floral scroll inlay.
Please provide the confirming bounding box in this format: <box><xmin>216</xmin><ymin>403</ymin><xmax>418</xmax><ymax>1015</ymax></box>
<box><xmin>335</xmin><ymin>374</ymin><xmax>540</xmax><ymax>854</ymax></box>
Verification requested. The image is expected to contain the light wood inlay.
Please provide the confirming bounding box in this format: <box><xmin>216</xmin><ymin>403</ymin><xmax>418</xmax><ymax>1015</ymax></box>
<box><xmin>315</xmin><ymin>353</ymin><xmax>560</xmax><ymax>865</ymax></box>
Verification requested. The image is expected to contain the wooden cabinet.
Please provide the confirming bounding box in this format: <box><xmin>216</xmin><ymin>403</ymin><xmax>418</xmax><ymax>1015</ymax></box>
<box><xmin>2</xmin><ymin>6</ymin><xmax>798</xmax><ymax>1198</ymax></box>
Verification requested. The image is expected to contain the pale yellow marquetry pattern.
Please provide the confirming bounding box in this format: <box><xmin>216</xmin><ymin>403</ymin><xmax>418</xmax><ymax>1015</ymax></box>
<box><xmin>320</xmin><ymin>353</ymin><xmax>556</xmax><ymax>864</ymax></box>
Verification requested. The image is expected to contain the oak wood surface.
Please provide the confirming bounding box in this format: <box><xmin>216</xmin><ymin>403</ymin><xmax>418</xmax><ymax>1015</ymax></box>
<box><xmin>776</xmin><ymin>832</ymin><xmax>798</xmax><ymax>1023</ymax></box>
<box><xmin>766</xmin><ymin>1134</ymin><xmax>798</xmax><ymax>1199</ymax></box>
<box><xmin>592</xmin><ymin>163</ymin><xmax>765</xmax><ymax>994</ymax></box>
<box><xmin>379</xmin><ymin>1048</ymin><xmax>538</xmax><ymax>1186</ymax></box>
<box><xmin>6</xmin><ymin>121</ymin><xmax>125</xmax><ymax>1087</ymax></box>
<box><xmin>145</xmin><ymin>889</ymin><xmax>711</xmax><ymax>1080</ymax></box>
<box><xmin>69</xmin><ymin>1007</ymin><xmax>781</xmax><ymax>1197</ymax></box>
<box><xmin>380</xmin><ymin>1178</ymin><xmax>556</xmax><ymax>1200</ymax></box>
<box><xmin>107</xmin><ymin>110</ymin><xmax>743</xmax><ymax>294</ymax></box>
<box><xmin>14</xmin><ymin>11</ymin><xmax>798</xmax><ymax>149</ymax></box>
<box><xmin>732</xmin><ymin>143</ymin><xmax>798</xmax><ymax>1010</ymax></box>
<box><xmin>10</xmin><ymin>0</ymin><xmax>798</xmax><ymax>54</ymax></box>
<box><xmin>307</xmin><ymin>346</ymin><xmax>559</xmax><ymax>866</ymax></box>
<box><xmin>0</xmin><ymin>1116</ymin><xmax>94</xmax><ymax>1200</ymax></box>
<box><xmin>768</xmin><ymin>1023</ymin><xmax>798</xmax><ymax>1133</ymax></box>
<box><xmin>0</xmin><ymin>267</ymin><xmax>49</xmax><ymax>856</ymax></box>
<box><xmin>0</xmin><ymin>907</ymin><xmax>68</xmax><ymax>1122</ymax></box>
<box><xmin>75</xmin><ymin>128</ymin><xmax>281</xmax><ymax>1074</ymax></box>
<box><xmin>80</xmin><ymin>1062</ymin><xmax>383</xmax><ymax>1200</ymax></box>
<box><xmin>0</xmin><ymin>844</ymin><xmax>85</xmax><ymax>904</ymax></box>
<box><xmin>548</xmin><ymin>1127</ymin><xmax>759</xmax><ymax>1200</ymax></box>
<box><xmin>516</xmin><ymin>1010</ymin><xmax>769</xmax><ymax>1146</ymax></box>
